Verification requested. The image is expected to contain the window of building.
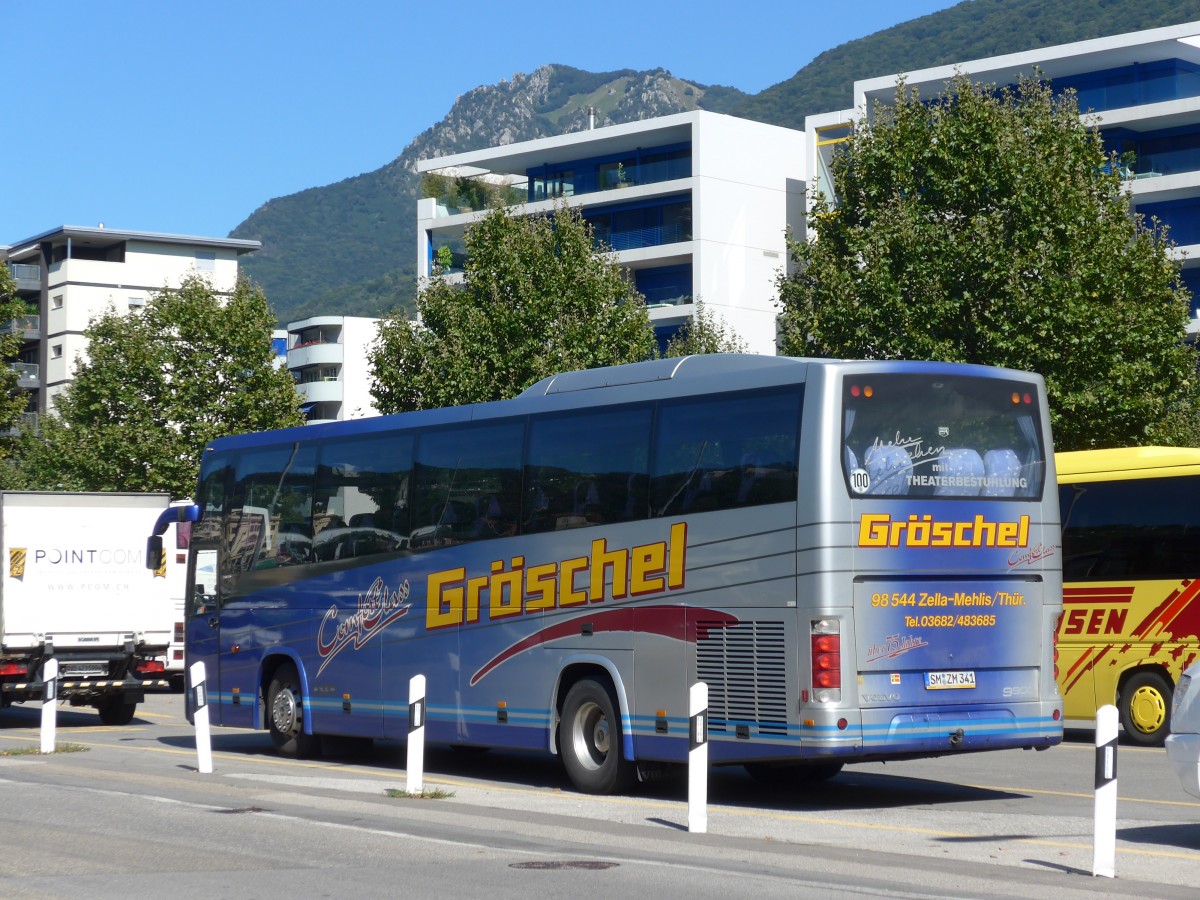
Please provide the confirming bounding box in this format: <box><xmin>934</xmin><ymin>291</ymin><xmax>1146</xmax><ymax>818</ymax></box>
<box><xmin>51</xmin><ymin>295</ymin><xmax>63</xmax><ymax>310</ymax></box>
<box><xmin>51</xmin><ymin>344</ymin><xmax>63</xmax><ymax>359</ymax></box>
<box><xmin>196</xmin><ymin>251</ymin><xmax>216</xmax><ymax>272</ymax></box>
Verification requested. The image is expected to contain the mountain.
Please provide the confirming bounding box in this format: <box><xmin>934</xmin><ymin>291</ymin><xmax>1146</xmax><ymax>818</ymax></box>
<box><xmin>231</xmin><ymin>0</ymin><xmax>1200</xmax><ymax>325</ymax></box>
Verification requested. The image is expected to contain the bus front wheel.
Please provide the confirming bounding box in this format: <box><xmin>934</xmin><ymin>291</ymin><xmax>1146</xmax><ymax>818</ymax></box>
<box><xmin>1118</xmin><ymin>670</ymin><xmax>1172</xmax><ymax>746</ymax></box>
<box><xmin>559</xmin><ymin>678</ymin><xmax>634</xmax><ymax>795</ymax></box>
<box><xmin>267</xmin><ymin>662</ymin><xmax>318</xmax><ymax>757</ymax></box>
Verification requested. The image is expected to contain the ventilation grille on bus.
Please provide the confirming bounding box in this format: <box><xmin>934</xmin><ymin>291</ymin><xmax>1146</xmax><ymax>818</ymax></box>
<box><xmin>696</xmin><ymin>620</ymin><xmax>788</xmax><ymax>735</ymax></box>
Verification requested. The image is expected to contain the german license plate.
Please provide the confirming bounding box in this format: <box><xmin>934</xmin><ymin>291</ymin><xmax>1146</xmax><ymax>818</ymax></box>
<box><xmin>925</xmin><ymin>670</ymin><xmax>976</xmax><ymax>690</ymax></box>
<box><xmin>62</xmin><ymin>663</ymin><xmax>106</xmax><ymax>677</ymax></box>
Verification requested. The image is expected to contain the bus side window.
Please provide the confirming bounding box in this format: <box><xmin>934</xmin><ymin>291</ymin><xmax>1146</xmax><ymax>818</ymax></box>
<box><xmin>524</xmin><ymin>405</ymin><xmax>651</xmax><ymax>532</ymax></box>
<box><xmin>652</xmin><ymin>387</ymin><xmax>801</xmax><ymax>516</ymax></box>
<box><xmin>413</xmin><ymin>420</ymin><xmax>523</xmax><ymax>548</ymax></box>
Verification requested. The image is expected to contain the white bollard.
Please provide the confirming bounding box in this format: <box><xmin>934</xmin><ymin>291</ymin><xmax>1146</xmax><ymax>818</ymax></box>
<box><xmin>688</xmin><ymin>681</ymin><xmax>709</xmax><ymax>834</ymax></box>
<box><xmin>1092</xmin><ymin>704</ymin><xmax>1118</xmax><ymax>878</ymax></box>
<box><xmin>190</xmin><ymin>661</ymin><xmax>213</xmax><ymax>774</ymax></box>
<box><xmin>40</xmin><ymin>659</ymin><xmax>59</xmax><ymax>754</ymax></box>
<box><xmin>407</xmin><ymin>674</ymin><xmax>426</xmax><ymax>794</ymax></box>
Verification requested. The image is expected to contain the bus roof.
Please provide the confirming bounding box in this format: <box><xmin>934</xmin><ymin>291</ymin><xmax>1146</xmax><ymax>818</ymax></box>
<box><xmin>207</xmin><ymin>355</ymin><xmax>1040</xmax><ymax>456</ymax></box>
<box><xmin>1055</xmin><ymin>446</ymin><xmax>1200</xmax><ymax>479</ymax></box>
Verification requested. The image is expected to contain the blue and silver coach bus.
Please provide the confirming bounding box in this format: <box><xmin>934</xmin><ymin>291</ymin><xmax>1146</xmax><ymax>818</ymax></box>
<box><xmin>149</xmin><ymin>355</ymin><xmax>1063</xmax><ymax>793</ymax></box>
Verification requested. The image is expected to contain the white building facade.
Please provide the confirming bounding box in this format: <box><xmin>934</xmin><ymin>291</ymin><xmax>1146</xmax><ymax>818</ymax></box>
<box><xmin>286</xmin><ymin>315</ymin><xmax>379</xmax><ymax>424</ymax></box>
<box><xmin>416</xmin><ymin>110</ymin><xmax>806</xmax><ymax>355</ymax></box>
<box><xmin>806</xmin><ymin>21</ymin><xmax>1200</xmax><ymax>336</ymax></box>
<box><xmin>2</xmin><ymin>226</ymin><xmax>260</xmax><ymax>413</ymax></box>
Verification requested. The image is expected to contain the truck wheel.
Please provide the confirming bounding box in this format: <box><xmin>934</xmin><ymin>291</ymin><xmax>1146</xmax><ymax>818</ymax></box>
<box><xmin>97</xmin><ymin>697</ymin><xmax>138</xmax><ymax>726</ymax></box>
<box><xmin>1118</xmin><ymin>670</ymin><xmax>1172</xmax><ymax>746</ymax></box>
<box><xmin>267</xmin><ymin>662</ymin><xmax>318</xmax><ymax>757</ymax></box>
<box><xmin>559</xmin><ymin>678</ymin><xmax>634</xmax><ymax>794</ymax></box>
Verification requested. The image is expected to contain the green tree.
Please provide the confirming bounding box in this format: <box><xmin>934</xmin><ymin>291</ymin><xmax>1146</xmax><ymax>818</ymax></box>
<box><xmin>0</xmin><ymin>265</ymin><xmax>31</xmax><ymax>443</ymax></box>
<box><xmin>664</xmin><ymin>297</ymin><xmax>749</xmax><ymax>356</ymax></box>
<box><xmin>370</xmin><ymin>203</ymin><xmax>657</xmax><ymax>412</ymax></box>
<box><xmin>12</xmin><ymin>274</ymin><xmax>303</xmax><ymax>497</ymax></box>
<box><xmin>777</xmin><ymin>74</ymin><xmax>1198</xmax><ymax>451</ymax></box>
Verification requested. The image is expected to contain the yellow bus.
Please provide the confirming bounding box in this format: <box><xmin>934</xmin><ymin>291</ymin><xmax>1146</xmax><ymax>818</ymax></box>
<box><xmin>1057</xmin><ymin>447</ymin><xmax>1200</xmax><ymax>745</ymax></box>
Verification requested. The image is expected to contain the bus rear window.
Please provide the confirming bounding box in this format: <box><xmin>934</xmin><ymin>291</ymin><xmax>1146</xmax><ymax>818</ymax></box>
<box><xmin>841</xmin><ymin>374</ymin><xmax>1045</xmax><ymax>499</ymax></box>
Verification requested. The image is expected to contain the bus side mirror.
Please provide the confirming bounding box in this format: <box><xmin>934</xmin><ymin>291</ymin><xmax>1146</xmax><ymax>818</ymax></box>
<box><xmin>146</xmin><ymin>535</ymin><xmax>163</xmax><ymax>569</ymax></box>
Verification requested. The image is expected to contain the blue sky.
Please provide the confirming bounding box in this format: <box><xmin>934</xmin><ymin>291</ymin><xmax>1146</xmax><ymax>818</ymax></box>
<box><xmin>0</xmin><ymin>0</ymin><xmax>960</xmax><ymax>243</ymax></box>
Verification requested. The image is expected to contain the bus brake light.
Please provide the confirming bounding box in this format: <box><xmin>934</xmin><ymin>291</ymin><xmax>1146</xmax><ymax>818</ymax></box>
<box><xmin>811</xmin><ymin>619</ymin><xmax>842</xmax><ymax>700</ymax></box>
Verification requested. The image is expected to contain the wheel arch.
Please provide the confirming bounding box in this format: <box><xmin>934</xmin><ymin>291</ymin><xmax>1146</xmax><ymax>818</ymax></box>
<box><xmin>259</xmin><ymin>651</ymin><xmax>310</xmax><ymax>733</ymax></box>
<box><xmin>549</xmin><ymin>655</ymin><xmax>633</xmax><ymax>761</ymax></box>
<box><xmin>1114</xmin><ymin>661</ymin><xmax>1174</xmax><ymax>702</ymax></box>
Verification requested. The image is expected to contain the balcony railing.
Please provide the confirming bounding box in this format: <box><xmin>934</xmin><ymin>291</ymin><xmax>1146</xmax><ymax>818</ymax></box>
<box><xmin>4</xmin><ymin>316</ymin><xmax>40</xmax><ymax>335</ymax></box>
<box><xmin>12</xmin><ymin>363</ymin><xmax>38</xmax><ymax>387</ymax></box>
<box><xmin>425</xmin><ymin>154</ymin><xmax>693</xmax><ymax>218</ymax></box>
<box><xmin>529</xmin><ymin>156</ymin><xmax>692</xmax><ymax>203</ymax></box>
<box><xmin>0</xmin><ymin>412</ymin><xmax>38</xmax><ymax>439</ymax></box>
<box><xmin>591</xmin><ymin>222</ymin><xmax>692</xmax><ymax>252</ymax></box>
<box><xmin>7</xmin><ymin>263</ymin><xmax>40</xmax><ymax>283</ymax></box>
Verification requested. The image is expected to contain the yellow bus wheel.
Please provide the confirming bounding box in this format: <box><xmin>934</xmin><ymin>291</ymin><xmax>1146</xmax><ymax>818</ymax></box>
<box><xmin>1117</xmin><ymin>671</ymin><xmax>1171</xmax><ymax>747</ymax></box>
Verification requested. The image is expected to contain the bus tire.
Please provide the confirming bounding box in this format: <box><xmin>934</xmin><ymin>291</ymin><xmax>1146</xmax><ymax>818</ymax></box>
<box><xmin>559</xmin><ymin>678</ymin><xmax>635</xmax><ymax>795</ymax></box>
<box><xmin>1118</xmin><ymin>670</ymin><xmax>1172</xmax><ymax>746</ymax></box>
<box><xmin>744</xmin><ymin>761</ymin><xmax>844</xmax><ymax>786</ymax></box>
<box><xmin>96</xmin><ymin>697</ymin><xmax>137</xmax><ymax>726</ymax></box>
<box><xmin>267</xmin><ymin>662</ymin><xmax>318</xmax><ymax>758</ymax></box>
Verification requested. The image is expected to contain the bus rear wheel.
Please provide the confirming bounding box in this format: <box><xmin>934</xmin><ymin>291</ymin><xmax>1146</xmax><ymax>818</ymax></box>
<box><xmin>1118</xmin><ymin>670</ymin><xmax>1172</xmax><ymax>746</ymax></box>
<box><xmin>559</xmin><ymin>678</ymin><xmax>634</xmax><ymax>795</ymax></box>
<box><xmin>267</xmin><ymin>662</ymin><xmax>318</xmax><ymax>758</ymax></box>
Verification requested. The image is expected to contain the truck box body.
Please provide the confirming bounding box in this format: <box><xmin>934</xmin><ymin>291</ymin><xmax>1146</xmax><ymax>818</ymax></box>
<box><xmin>0</xmin><ymin>492</ymin><xmax>173</xmax><ymax>721</ymax></box>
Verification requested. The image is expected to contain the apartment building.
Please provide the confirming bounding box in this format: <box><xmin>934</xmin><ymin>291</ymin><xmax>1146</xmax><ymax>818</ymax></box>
<box><xmin>1</xmin><ymin>226</ymin><xmax>260</xmax><ymax>414</ymax></box>
<box><xmin>416</xmin><ymin>110</ymin><xmax>806</xmax><ymax>355</ymax></box>
<box><xmin>806</xmin><ymin>20</ymin><xmax>1200</xmax><ymax>335</ymax></box>
<box><xmin>286</xmin><ymin>315</ymin><xmax>379</xmax><ymax>424</ymax></box>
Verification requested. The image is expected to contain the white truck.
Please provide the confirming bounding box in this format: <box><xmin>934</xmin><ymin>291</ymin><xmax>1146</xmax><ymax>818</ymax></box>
<box><xmin>0</xmin><ymin>492</ymin><xmax>174</xmax><ymax>724</ymax></box>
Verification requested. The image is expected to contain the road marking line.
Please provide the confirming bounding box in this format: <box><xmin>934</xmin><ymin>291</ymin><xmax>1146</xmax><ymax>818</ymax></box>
<box><xmin>9</xmin><ymin>730</ymin><xmax>1199</xmax><ymax>862</ymax></box>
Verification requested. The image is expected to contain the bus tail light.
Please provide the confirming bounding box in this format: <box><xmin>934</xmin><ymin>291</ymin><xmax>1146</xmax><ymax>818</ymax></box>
<box><xmin>811</xmin><ymin>618</ymin><xmax>842</xmax><ymax>703</ymax></box>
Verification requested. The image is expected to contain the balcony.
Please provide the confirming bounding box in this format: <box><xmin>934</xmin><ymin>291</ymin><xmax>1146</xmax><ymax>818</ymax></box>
<box><xmin>4</xmin><ymin>316</ymin><xmax>40</xmax><ymax>340</ymax></box>
<box><xmin>12</xmin><ymin>363</ymin><xmax>38</xmax><ymax>389</ymax></box>
<box><xmin>528</xmin><ymin>150</ymin><xmax>692</xmax><ymax>203</ymax></box>
<box><xmin>421</xmin><ymin>146</ymin><xmax>693</xmax><ymax>218</ymax></box>
<box><xmin>296</xmin><ymin>379</ymin><xmax>342</xmax><ymax>404</ymax></box>
<box><xmin>288</xmin><ymin>340</ymin><xmax>344</xmax><ymax>369</ymax></box>
<box><xmin>0</xmin><ymin>412</ymin><xmax>39</xmax><ymax>439</ymax></box>
<box><xmin>7</xmin><ymin>263</ymin><xmax>40</xmax><ymax>291</ymax></box>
